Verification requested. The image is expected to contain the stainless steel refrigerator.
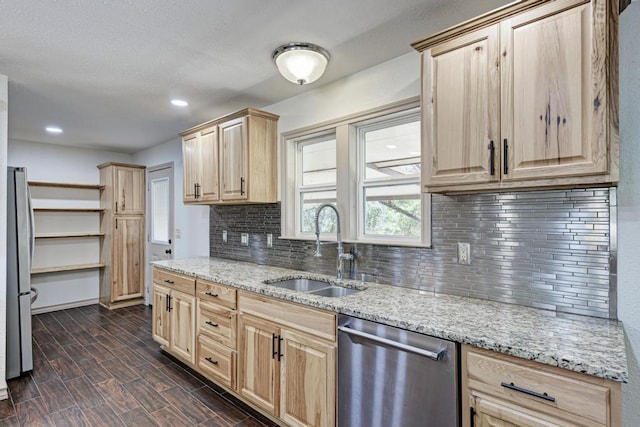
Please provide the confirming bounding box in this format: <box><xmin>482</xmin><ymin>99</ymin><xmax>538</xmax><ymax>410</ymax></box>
<box><xmin>6</xmin><ymin>166</ymin><xmax>37</xmax><ymax>379</ymax></box>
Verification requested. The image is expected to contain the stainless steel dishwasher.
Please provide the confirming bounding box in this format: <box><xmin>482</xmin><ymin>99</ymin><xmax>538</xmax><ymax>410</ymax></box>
<box><xmin>338</xmin><ymin>314</ymin><xmax>459</xmax><ymax>427</ymax></box>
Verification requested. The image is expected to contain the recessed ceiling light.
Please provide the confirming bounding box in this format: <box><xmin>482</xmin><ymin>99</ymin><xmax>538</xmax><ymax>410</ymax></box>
<box><xmin>171</xmin><ymin>99</ymin><xmax>188</xmax><ymax>107</ymax></box>
<box><xmin>45</xmin><ymin>126</ymin><xmax>63</xmax><ymax>134</ymax></box>
<box><xmin>386</xmin><ymin>144</ymin><xmax>397</xmax><ymax>149</ymax></box>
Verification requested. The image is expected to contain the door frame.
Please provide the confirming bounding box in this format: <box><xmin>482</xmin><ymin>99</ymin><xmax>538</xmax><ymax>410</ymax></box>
<box><xmin>145</xmin><ymin>162</ymin><xmax>175</xmax><ymax>305</ymax></box>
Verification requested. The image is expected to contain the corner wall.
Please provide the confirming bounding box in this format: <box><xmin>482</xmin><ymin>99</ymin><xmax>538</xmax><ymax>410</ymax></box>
<box><xmin>617</xmin><ymin>2</ymin><xmax>640</xmax><ymax>424</ymax></box>
<box><xmin>0</xmin><ymin>74</ymin><xmax>9</xmax><ymax>397</ymax></box>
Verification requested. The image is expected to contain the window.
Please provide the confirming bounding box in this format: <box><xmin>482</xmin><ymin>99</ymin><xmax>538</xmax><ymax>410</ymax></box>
<box><xmin>281</xmin><ymin>98</ymin><xmax>431</xmax><ymax>247</ymax></box>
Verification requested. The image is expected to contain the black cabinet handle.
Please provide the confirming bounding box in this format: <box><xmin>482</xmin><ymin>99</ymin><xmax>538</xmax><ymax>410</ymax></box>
<box><xmin>167</xmin><ymin>295</ymin><xmax>172</xmax><ymax>312</ymax></box>
<box><xmin>488</xmin><ymin>140</ymin><xmax>495</xmax><ymax>176</ymax></box>
<box><xmin>500</xmin><ymin>382</ymin><xmax>555</xmax><ymax>402</ymax></box>
<box><xmin>164</xmin><ymin>279</ymin><xmax>175</xmax><ymax>284</ymax></box>
<box><xmin>503</xmin><ymin>139</ymin><xmax>509</xmax><ymax>175</ymax></box>
<box><xmin>277</xmin><ymin>335</ymin><xmax>283</xmax><ymax>361</ymax></box>
<box><xmin>240</xmin><ymin>177</ymin><xmax>245</xmax><ymax>196</ymax></box>
<box><xmin>165</xmin><ymin>295</ymin><xmax>169</xmax><ymax>312</ymax></box>
<box><xmin>272</xmin><ymin>333</ymin><xmax>277</xmax><ymax>359</ymax></box>
<box><xmin>195</xmin><ymin>183</ymin><xmax>201</xmax><ymax>199</ymax></box>
<box><xmin>470</xmin><ymin>407</ymin><xmax>475</xmax><ymax>427</ymax></box>
<box><xmin>115</xmin><ymin>218</ymin><xmax>118</xmax><ymax>229</ymax></box>
<box><xmin>204</xmin><ymin>291</ymin><xmax>218</xmax><ymax>298</ymax></box>
<box><xmin>115</xmin><ymin>202</ymin><xmax>118</xmax><ymax>213</ymax></box>
<box><xmin>205</xmin><ymin>357</ymin><xmax>218</xmax><ymax>366</ymax></box>
<box><xmin>205</xmin><ymin>321</ymin><xmax>219</xmax><ymax>328</ymax></box>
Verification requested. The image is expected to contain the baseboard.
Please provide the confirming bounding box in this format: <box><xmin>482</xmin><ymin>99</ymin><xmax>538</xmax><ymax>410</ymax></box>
<box><xmin>31</xmin><ymin>298</ymin><xmax>99</xmax><ymax>315</ymax></box>
<box><xmin>0</xmin><ymin>383</ymin><xmax>8</xmax><ymax>400</ymax></box>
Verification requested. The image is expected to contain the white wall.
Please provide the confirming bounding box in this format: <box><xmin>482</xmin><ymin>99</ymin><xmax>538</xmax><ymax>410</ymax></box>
<box><xmin>0</xmin><ymin>75</ymin><xmax>9</xmax><ymax>397</ymax></box>
<box><xmin>618</xmin><ymin>2</ymin><xmax>640</xmax><ymax>424</ymax></box>
<box><xmin>8</xmin><ymin>140</ymin><xmax>132</xmax><ymax>311</ymax></box>
<box><xmin>266</xmin><ymin>52</ymin><xmax>420</xmax><ymax>134</ymax></box>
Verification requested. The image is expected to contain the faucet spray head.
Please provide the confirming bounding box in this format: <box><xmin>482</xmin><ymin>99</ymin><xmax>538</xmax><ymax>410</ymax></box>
<box><xmin>314</xmin><ymin>233</ymin><xmax>322</xmax><ymax>257</ymax></box>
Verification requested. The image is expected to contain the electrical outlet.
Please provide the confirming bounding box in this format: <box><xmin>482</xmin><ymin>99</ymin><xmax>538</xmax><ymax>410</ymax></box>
<box><xmin>241</xmin><ymin>233</ymin><xmax>249</xmax><ymax>246</ymax></box>
<box><xmin>266</xmin><ymin>233</ymin><xmax>273</xmax><ymax>247</ymax></box>
<box><xmin>222</xmin><ymin>230</ymin><xmax>227</xmax><ymax>243</ymax></box>
<box><xmin>175</xmin><ymin>228</ymin><xmax>182</xmax><ymax>239</ymax></box>
<box><xmin>457</xmin><ymin>242</ymin><xmax>471</xmax><ymax>265</ymax></box>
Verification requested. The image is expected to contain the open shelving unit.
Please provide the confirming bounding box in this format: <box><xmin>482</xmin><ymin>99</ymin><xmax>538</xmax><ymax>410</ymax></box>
<box><xmin>29</xmin><ymin>181</ymin><xmax>106</xmax><ymax>312</ymax></box>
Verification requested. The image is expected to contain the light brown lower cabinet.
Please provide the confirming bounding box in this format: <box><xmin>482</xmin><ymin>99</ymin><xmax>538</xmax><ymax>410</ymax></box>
<box><xmin>238</xmin><ymin>292</ymin><xmax>337</xmax><ymax>427</ymax></box>
<box><xmin>463</xmin><ymin>345</ymin><xmax>622</xmax><ymax>427</ymax></box>
<box><xmin>151</xmin><ymin>269</ymin><xmax>196</xmax><ymax>365</ymax></box>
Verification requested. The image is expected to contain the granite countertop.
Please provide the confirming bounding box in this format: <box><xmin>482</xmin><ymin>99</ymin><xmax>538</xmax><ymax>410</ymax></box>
<box><xmin>152</xmin><ymin>256</ymin><xmax>628</xmax><ymax>383</ymax></box>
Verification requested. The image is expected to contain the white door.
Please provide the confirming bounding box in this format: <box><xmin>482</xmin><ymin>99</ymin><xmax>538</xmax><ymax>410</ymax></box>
<box><xmin>145</xmin><ymin>163</ymin><xmax>174</xmax><ymax>304</ymax></box>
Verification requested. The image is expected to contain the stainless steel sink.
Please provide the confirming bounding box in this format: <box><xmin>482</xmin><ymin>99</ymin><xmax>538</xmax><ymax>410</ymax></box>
<box><xmin>267</xmin><ymin>278</ymin><xmax>331</xmax><ymax>292</ymax></box>
<box><xmin>309</xmin><ymin>287</ymin><xmax>361</xmax><ymax>297</ymax></box>
<box><xmin>266</xmin><ymin>278</ymin><xmax>362</xmax><ymax>297</ymax></box>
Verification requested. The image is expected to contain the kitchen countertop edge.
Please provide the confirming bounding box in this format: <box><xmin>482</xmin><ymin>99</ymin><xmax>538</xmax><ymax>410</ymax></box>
<box><xmin>152</xmin><ymin>257</ymin><xmax>628</xmax><ymax>383</ymax></box>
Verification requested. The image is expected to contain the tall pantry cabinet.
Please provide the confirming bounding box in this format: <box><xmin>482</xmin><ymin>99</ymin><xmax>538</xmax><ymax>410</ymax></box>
<box><xmin>98</xmin><ymin>162</ymin><xmax>146</xmax><ymax>309</ymax></box>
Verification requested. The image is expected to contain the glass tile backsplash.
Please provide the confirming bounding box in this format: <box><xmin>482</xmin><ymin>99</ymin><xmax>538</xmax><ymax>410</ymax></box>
<box><xmin>210</xmin><ymin>188</ymin><xmax>613</xmax><ymax>319</ymax></box>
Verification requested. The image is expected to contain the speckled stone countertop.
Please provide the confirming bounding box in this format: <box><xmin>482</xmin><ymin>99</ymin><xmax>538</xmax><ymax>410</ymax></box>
<box><xmin>152</xmin><ymin>257</ymin><xmax>628</xmax><ymax>382</ymax></box>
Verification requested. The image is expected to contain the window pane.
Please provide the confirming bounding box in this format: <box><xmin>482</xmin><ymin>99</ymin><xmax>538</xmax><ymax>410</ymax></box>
<box><xmin>300</xmin><ymin>190</ymin><xmax>337</xmax><ymax>233</ymax></box>
<box><xmin>301</xmin><ymin>137</ymin><xmax>336</xmax><ymax>186</ymax></box>
<box><xmin>364</xmin><ymin>120</ymin><xmax>420</xmax><ymax>180</ymax></box>
<box><xmin>364</xmin><ymin>184</ymin><xmax>421</xmax><ymax>238</ymax></box>
<box><xmin>151</xmin><ymin>178</ymin><xmax>170</xmax><ymax>243</ymax></box>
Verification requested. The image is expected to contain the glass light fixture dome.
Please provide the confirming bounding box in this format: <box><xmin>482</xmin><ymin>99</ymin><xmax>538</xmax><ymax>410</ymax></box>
<box><xmin>272</xmin><ymin>42</ymin><xmax>330</xmax><ymax>85</ymax></box>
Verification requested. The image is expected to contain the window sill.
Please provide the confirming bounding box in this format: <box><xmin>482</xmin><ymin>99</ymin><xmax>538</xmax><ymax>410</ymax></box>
<box><xmin>278</xmin><ymin>235</ymin><xmax>432</xmax><ymax>249</ymax></box>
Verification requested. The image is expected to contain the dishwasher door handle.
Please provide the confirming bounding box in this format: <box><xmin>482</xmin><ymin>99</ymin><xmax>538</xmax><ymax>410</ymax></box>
<box><xmin>338</xmin><ymin>326</ymin><xmax>446</xmax><ymax>361</ymax></box>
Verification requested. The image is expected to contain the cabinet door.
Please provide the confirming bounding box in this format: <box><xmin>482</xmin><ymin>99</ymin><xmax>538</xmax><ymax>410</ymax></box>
<box><xmin>115</xmin><ymin>167</ymin><xmax>145</xmax><ymax>215</ymax></box>
<box><xmin>280</xmin><ymin>330</ymin><xmax>336</xmax><ymax>427</ymax></box>
<box><xmin>182</xmin><ymin>133</ymin><xmax>202</xmax><ymax>202</ymax></box>
<box><xmin>422</xmin><ymin>25</ymin><xmax>500</xmax><ymax>189</ymax></box>
<box><xmin>238</xmin><ymin>313</ymin><xmax>280</xmax><ymax>416</ymax></box>
<box><xmin>151</xmin><ymin>285</ymin><xmax>171</xmax><ymax>347</ymax></box>
<box><xmin>501</xmin><ymin>0</ymin><xmax>608</xmax><ymax>181</ymax></box>
<box><xmin>220</xmin><ymin>116</ymin><xmax>248</xmax><ymax>201</ymax></box>
<box><xmin>199</xmin><ymin>126</ymin><xmax>219</xmax><ymax>202</ymax></box>
<box><xmin>471</xmin><ymin>395</ymin><xmax>574</xmax><ymax>427</ymax></box>
<box><xmin>112</xmin><ymin>216</ymin><xmax>144</xmax><ymax>301</ymax></box>
<box><xmin>170</xmin><ymin>291</ymin><xmax>196</xmax><ymax>364</ymax></box>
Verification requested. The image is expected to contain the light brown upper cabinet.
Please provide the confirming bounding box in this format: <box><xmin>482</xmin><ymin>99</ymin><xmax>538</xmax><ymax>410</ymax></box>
<box><xmin>182</xmin><ymin>126</ymin><xmax>218</xmax><ymax>203</ymax></box>
<box><xmin>180</xmin><ymin>108</ymin><xmax>279</xmax><ymax>204</ymax></box>
<box><xmin>413</xmin><ymin>0</ymin><xmax>619</xmax><ymax>193</ymax></box>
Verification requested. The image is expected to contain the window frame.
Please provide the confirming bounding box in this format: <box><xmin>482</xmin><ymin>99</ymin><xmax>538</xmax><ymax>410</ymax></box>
<box><xmin>280</xmin><ymin>97</ymin><xmax>431</xmax><ymax>247</ymax></box>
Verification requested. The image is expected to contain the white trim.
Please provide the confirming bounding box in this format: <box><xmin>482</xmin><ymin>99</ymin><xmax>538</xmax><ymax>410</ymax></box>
<box><xmin>31</xmin><ymin>298</ymin><xmax>99</xmax><ymax>315</ymax></box>
<box><xmin>281</xmin><ymin>98</ymin><xmax>431</xmax><ymax>247</ymax></box>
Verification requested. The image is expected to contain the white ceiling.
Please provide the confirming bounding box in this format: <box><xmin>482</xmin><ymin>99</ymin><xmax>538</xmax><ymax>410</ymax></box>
<box><xmin>0</xmin><ymin>0</ymin><xmax>510</xmax><ymax>153</ymax></box>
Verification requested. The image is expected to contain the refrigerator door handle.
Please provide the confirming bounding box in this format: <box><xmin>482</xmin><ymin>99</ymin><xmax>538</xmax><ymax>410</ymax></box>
<box><xmin>27</xmin><ymin>184</ymin><xmax>35</xmax><ymax>265</ymax></box>
<box><xmin>30</xmin><ymin>287</ymin><xmax>39</xmax><ymax>304</ymax></box>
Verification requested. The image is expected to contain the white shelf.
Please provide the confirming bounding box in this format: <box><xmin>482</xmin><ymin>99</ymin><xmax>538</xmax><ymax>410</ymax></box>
<box><xmin>35</xmin><ymin>233</ymin><xmax>105</xmax><ymax>239</ymax></box>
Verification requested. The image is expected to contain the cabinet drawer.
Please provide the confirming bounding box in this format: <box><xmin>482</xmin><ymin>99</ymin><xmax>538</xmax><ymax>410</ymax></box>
<box><xmin>198</xmin><ymin>300</ymin><xmax>237</xmax><ymax>349</ymax></box>
<box><xmin>197</xmin><ymin>335</ymin><xmax>236</xmax><ymax>390</ymax></box>
<box><xmin>466</xmin><ymin>347</ymin><xmax>610</xmax><ymax>426</ymax></box>
<box><xmin>153</xmin><ymin>269</ymin><xmax>195</xmax><ymax>296</ymax></box>
<box><xmin>239</xmin><ymin>292</ymin><xmax>336</xmax><ymax>342</ymax></box>
<box><xmin>197</xmin><ymin>280</ymin><xmax>237</xmax><ymax>309</ymax></box>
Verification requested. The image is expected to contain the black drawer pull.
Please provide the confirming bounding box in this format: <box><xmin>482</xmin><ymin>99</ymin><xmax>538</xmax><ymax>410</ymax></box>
<box><xmin>205</xmin><ymin>321</ymin><xmax>219</xmax><ymax>328</ymax></box>
<box><xmin>205</xmin><ymin>357</ymin><xmax>218</xmax><ymax>366</ymax></box>
<box><xmin>503</xmin><ymin>139</ymin><xmax>509</xmax><ymax>175</ymax></box>
<box><xmin>272</xmin><ymin>333</ymin><xmax>277</xmax><ymax>359</ymax></box>
<box><xmin>205</xmin><ymin>291</ymin><xmax>218</xmax><ymax>298</ymax></box>
<box><xmin>501</xmin><ymin>382</ymin><xmax>555</xmax><ymax>402</ymax></box>
<box><xmin>164</xmin><ymin>279</ymin><xmax>175</xmax><ymax>284</ymax></box>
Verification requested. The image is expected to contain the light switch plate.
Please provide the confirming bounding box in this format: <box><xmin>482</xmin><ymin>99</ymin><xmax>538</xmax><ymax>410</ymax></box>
<box><xmin>241</xmin><ymin>233</ymin><xmax>249</xmax><ymax>246</ymax></box>
<box><xmin>222</xmin><ymin>230</ymin><xmax>227</xmax><ymax>243</ymax></box>
<box><xmin>175</xmin><ymin>228</ymin><xmax>182</xmax><ymax>239</ymax></box>
<box><xmin>267</xmin><ymin>233</ymin><xmax>273</xmax><ymax>247</ymax></box>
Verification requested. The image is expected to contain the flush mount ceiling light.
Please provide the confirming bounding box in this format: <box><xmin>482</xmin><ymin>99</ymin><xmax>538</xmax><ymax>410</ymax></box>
<box><xmin>45</xmin><ymin>126</ymin><xmax>63</xmax><ymax>134</ymax></box>
<box><xmin>171</xmin><ymin>99</ymin><xmax>188</xmax><ymax>107</ymax></box>
<box><xmin>272</xmin><ymin>42</ymin><xmax>330</xmax><ymax>85</ymax></box>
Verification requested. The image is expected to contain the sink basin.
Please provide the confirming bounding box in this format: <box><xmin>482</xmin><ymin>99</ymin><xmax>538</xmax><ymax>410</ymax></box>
<box><xmin>267</xmin><ymin>278</ymin><xmax>331</xmax><ymax>292</ymax></box>
<box><xmin>309</xmin><ymin>286</ymin><xmax>361</xmax><ymax>297</ymax></box>
<box><xmin>266</xmin><ymin>278</ymin><xmax>363</xmax><ymax>297</ymax></box>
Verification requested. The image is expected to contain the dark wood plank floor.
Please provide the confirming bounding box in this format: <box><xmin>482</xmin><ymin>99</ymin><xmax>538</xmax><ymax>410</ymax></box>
<box><xmin>2</xmin><ymin>304</ymin><xmax>278</xmax><ymax>426</ymax></box>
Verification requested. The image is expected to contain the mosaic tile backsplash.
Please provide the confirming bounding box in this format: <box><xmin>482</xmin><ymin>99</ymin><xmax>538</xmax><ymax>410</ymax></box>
<box><xmin>210</xmin><ymin>188</ymin><xmax>613</xmax><ymax>319</ymax></box>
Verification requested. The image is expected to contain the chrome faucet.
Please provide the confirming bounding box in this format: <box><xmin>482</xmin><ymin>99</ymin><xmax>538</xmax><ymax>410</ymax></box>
<box><xmin>314</xmin><ymin>203</ymin><xmax>354</xmax><ymax>281</ymax></box>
